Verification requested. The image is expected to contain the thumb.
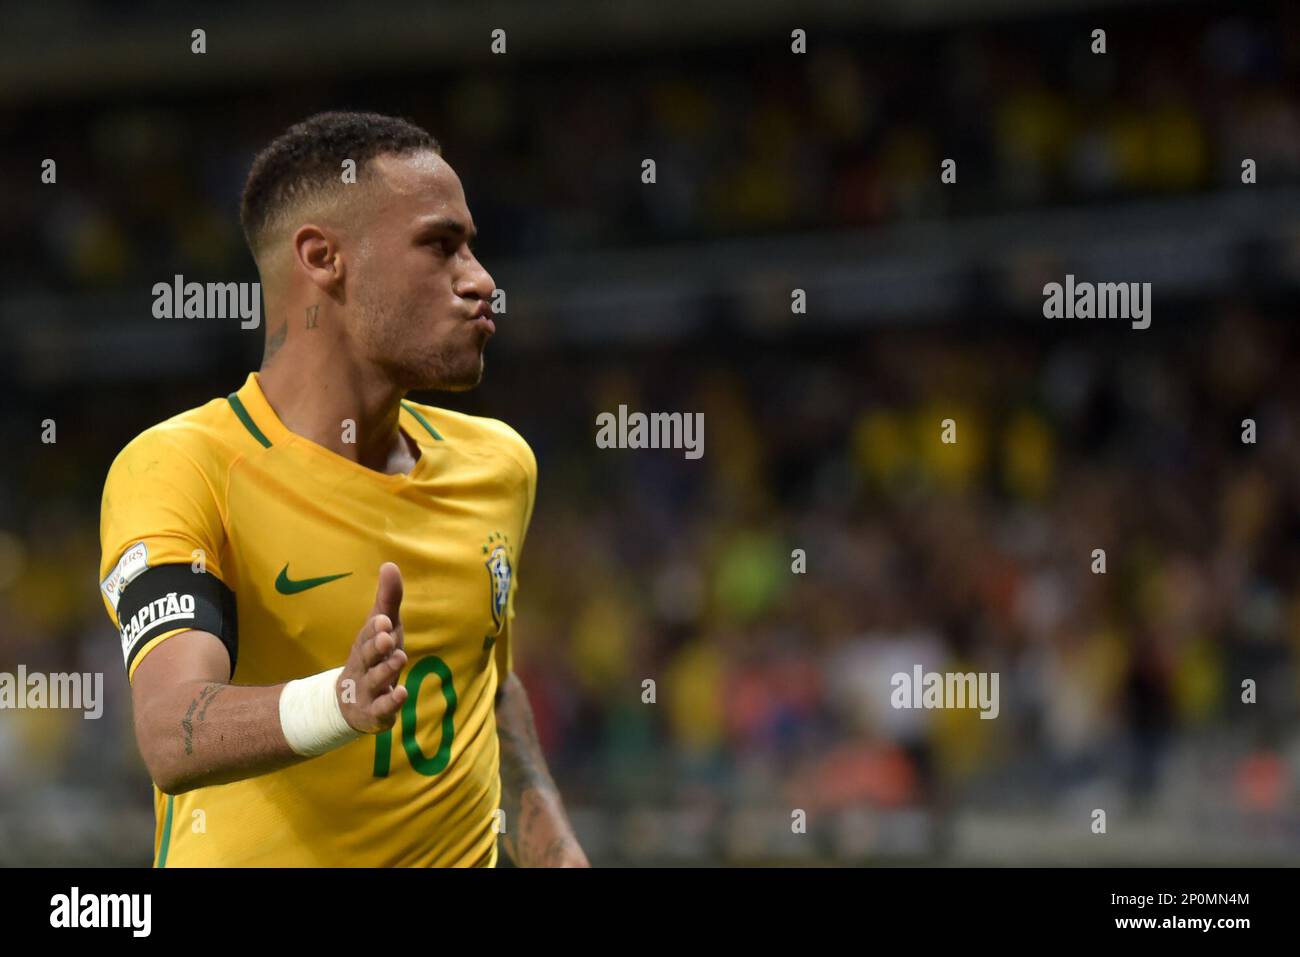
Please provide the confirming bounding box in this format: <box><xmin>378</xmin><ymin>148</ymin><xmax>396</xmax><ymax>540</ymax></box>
<box><xmin>371</xmin><ymin>562</ymin><xmax>404</xmax><ymax>632</ymax></box>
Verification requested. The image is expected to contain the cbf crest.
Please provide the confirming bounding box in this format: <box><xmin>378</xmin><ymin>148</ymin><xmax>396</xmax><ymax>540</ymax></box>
<box><xmin>482</xmin><ymin>531</ymin><xmax>514</xmax><ymax>634</ymax></box>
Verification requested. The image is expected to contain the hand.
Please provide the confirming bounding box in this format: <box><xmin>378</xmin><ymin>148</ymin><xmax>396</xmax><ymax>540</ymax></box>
<box><xmin>338</xmin><ymin>562</ymin><xmax>409</xmax><ymax>733</ymax></box>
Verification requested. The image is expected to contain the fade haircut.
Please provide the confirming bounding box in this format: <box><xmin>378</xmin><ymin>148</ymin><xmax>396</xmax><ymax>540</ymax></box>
<box><xmin>239</xmin><ymin>111</ymin><xmax>440</xmax><ymax>258</ymax></box>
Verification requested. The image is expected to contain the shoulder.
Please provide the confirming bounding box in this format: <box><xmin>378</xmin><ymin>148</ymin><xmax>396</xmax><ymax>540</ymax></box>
<box><xmin>403</xmin><ymin>401</ymin><xmax>537</xmax><ymax>485</ymax></box>
<box><xmin>99</xmin><ymin>397</ymin><xmax>239</xmax><ymax>583</ymax></box>
<box><xmin>105</xmin><ymin>396</ymin><xmax>246</xmax><ymax>492</ymax></box>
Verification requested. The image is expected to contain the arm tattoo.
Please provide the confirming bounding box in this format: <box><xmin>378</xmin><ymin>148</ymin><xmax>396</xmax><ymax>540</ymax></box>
<box><xmin>498</xmin><ymin>686</ymin><xmax>554</xmax><ymax>863</ymax></box>
<box><xmin>197</xmin><ymin>685</ymin><xmax>225</xmax><ymax>721</ymax></box>
<box><xmin>497</xmin><ymin>675</ymin><xmax>585</xmax><ymax>866</ymax></box>
<box><xmin>181</xmin><ymin>684</ymin><xmax>224</xmax><ymax>756</ymax></box>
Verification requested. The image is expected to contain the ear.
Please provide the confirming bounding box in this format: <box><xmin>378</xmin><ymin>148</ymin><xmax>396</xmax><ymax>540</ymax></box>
<box><xmin>292</xmin><ymin>224</ymin><xmax>345</xmax><ymax>293</ymax></box>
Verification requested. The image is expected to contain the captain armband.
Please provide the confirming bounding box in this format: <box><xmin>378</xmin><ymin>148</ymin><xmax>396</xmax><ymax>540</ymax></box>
<box><xmin>115</xmin><ymin>564</ymin><xmax>238</xmax><ymax>675</ymax></box>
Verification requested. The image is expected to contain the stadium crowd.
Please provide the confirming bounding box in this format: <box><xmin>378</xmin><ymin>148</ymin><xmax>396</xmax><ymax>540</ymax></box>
<box><xmin>2</xmin><ymin>301</ymin><xmax>1297</xmax><ymax>862</ymax></box>
<box><xmin>1</xmin><ymin>9</ymin><xmax>1296</xmax><ymax>291</ymax></box>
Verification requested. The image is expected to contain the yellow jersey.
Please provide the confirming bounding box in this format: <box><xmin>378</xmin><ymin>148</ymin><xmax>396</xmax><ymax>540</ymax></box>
<box><xmin>97</xmin><ymin>371</ymin><xmax>537</xmax><ymax>867</ymax></box>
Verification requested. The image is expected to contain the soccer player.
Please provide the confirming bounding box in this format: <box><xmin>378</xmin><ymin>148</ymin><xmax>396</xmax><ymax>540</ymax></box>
<box><xmin>97</xmin><ymin>112</ymin><xmax>589</xmax><ymax>867</ymax></box>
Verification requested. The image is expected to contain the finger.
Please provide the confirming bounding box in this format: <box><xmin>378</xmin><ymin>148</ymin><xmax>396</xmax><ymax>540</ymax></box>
<box><xmin>360</xmin><ymin>630</ymin><xmax>395</xmax><ymax>669</ymax></box>
<box><xmin>372</xmin><ymin>683</ymin><xmax>408</xmax><ymax>718</ymax></box>
<box><xmin>371</xmin><ymin>563</ymin><xmax>403</xmax><ymax>629</ymax></box>
<box><xmin>355</xmin><ymin>613</ymin><xmax>391</xmax><ymax>649</ymax></box>
<box><xmin>367</xmin><ymin>648</ymin><xmax>407</xmax><ymax>693</ymax></box>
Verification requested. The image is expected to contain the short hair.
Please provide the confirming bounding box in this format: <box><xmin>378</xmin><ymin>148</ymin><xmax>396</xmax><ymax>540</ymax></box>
<box><xmin>239</xmin><ymin>111</ymin><xmax>440</xmax><ymax>257</ymax></box>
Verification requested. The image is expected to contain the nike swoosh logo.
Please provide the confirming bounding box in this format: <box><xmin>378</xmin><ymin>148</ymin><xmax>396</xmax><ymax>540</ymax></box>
<box><xmin>275</xmin><ymin>564</ymin><xmax>352</xmax><ymax>595</ymax></box>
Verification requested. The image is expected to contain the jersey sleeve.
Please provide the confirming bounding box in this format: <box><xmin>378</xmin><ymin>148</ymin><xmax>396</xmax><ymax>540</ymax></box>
<box><xmin>98</xmin><ymin>427</ymin><xmax>230</xmax><ymax>682</ymax></box>
<box><xmin>493</xmin><ymin>436</ymin><xmax>538</xmax><ymax>681</ymax></box>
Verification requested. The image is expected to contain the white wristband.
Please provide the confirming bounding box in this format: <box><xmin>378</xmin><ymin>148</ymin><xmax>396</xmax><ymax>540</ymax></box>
<box><xmin>279</xmin><ymin>667</ymin><xmax>362</xmax><ymax>757</ymax></box>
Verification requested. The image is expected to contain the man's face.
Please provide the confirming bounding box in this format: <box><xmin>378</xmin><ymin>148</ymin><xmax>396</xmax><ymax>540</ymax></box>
<box><xmin>347</xmin><ymin>150</ymin><xmax>496</xmax><ymax>391</ymax></box>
